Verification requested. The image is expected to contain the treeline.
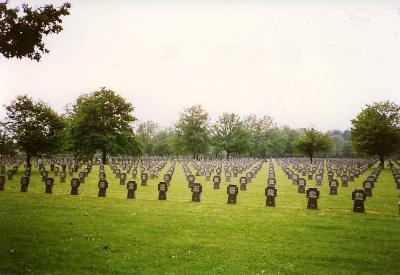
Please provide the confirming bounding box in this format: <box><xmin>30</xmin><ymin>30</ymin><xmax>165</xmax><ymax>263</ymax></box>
<box><xmin>1</xmin><ymin>88</ymin><xmax>399</xmax><ymax>166</ymax></box>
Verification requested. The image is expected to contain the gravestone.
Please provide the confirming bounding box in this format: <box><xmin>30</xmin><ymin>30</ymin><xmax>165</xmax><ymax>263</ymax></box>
<box><xmin>246</xmin><ymin>172</ymin><xmax>253</xmax><ymax>183</ymax></box>
<box><xmin>327</xmin><ymin>171</ymin><xmax>334</xmax><ymax>181</ymax></box>
<box><xmin>20</xmin><ymin>176</ymin><xmax>29</xmax><ymax>192</ymax></box>
<box><xmin>70</xmin><ymin>178</ymin><xmax>80</xmax><ymax>195</ymax></box>
<box><xmin>306</xmin><ymin>188</ymin><xmax>319</xmax><ymax>209</ymax></box>
<box><xmin>239</xmin><ymin>176</ymin><xmax>247</xmax><ymax>191</ymax></box>
<box><xmin>0</xmin><ymin>165</ymin><xmax>5</xmax><ymax>174</ymax></box>
<box><xmin>60</xmin><ymin>171</ymin><xmax>66</xmax><ymax>183</ymax></box>
<box><xmin>0</xmin><ymin>176</ymin><xmax>5</xmax><ymax>191</ymax></box>
<box><xmin>79</xmin><ymin>171</ymin><xmax>85</xmax><ymax>183</ymax></box>
<box><xmin>191</xmin><ymin>182</ymin><xmax>202</xmax><ymax>202</ymax></box>
<box><xmin>54</xmin><ymin>166</ymin><xmax>59</xmax><ymax>176</ymax></box>
<box><xmin>341</xmin><ymin>175</ymin><xmax>348</xmax><ymax>187</ymax></box>
<box><xmin>141</xmin><ymin>173</ymin><xmax>148</xmax><ymax>186</ymax></box>
<box><xmin>225</xmin><ymin>171</ymin><xmax>232</xmax><ymax>182</ymax></box>
<box><xmin>267</xmin><ymin>178</ymin><xmax>276</xmax><ymax>186</ymax></box>
<box><xmin>187</xmin><ymin>175</ymin><xmax>195</xmax><ymax>188</ymax></box>
<box><xmin>158</xmin><ymin>181</ymin><xmax>168</xmax><ymax>200</ymax></box>
<box><xmin>396</xmin><ymin>177</ymin><xmax>400</xmax><ymax>189</ymax></box>
<box><xmin>298</xmin><ymin>178</ymin><xmax>306</xmax><ymax>194</ymax></box>
<box><xmin>352</xmin><ymin>189</ymin><xmax>366</xmax><ymax>213</ymax></box>
<box><xmin>227</xmin><ymin>184</ymin><xmax>238</xmax><ymax>204</ymax></box>
<box><xmin>132</xmin><ymin>169</ymin><xmax>137</xmax><ymax>179</ymax></box>
<box><xmin>45</xmin><ymin>178</ymin><xmax>54</xmax><ymax>194</ymax></box>
<box><xmin>265</xmin><ymin>186</ymin><xmax>277</xmax><ymax>207</ymax></box>
<box><xmin>363</xmin><ymin>181</ymin><xmax>373</xmax><ymax>197</ymax></box>
<box><xmin>315</xmin><ymin>174</ymin><xmax>323</xmax><ymax>185</ymax></box>
<box><xmin>329</xmin><ymin>179</ymin><xmax>338</xmax><ymax>195</ymax></box>
<box><xmin>233</xmin><ymin>168</ymin><xmax>238</xmax><ymax>177</ymax></box>
<box><xmin>98</xmin><ymin>179</ymin><xmax>108</xmax><ymax>197</ymax></box>
<box><xmin>205</xmin><ymin>171</ymin><xmax>211</xmax><ymax>181</ymax></box>
<box><xmin>7</xmin><ymin>170</ymin><xmax>13</xmax><ymax>181</ymax></box>
<box><xmin>127</xmin><ymin>181</ymin><xmax>137</xmax><ymax>199</ymax></box>
<box><xmin>213</xmin><ymin>175</ymin><xmax>221</xmax><ymax>189</ymax></box>
<box><xmin>307</xmin><ymin>172</ymin><xmax>313</xmax><ymax>180</ymax></box>
<box><xmin>292</xmin><ymin>174</ymin><xmax>299</xmax><ymax>185</ymax></box>
<box><xmin>164</xmin><ymin>174</ymin><xmax>171</xmax><ymax>186</ymax></box>
<box><xmin>120</xmin><ymin>173</ymin><xmax>126</xmax><ymax>185</ymax></box>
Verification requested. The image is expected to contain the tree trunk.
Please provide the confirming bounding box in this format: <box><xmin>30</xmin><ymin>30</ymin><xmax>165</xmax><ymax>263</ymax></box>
<box><xmin>309</xmin><ymin>153</ymin><xmax>313</xmax><ymax>164</ymax></box>
<box><xmin>379</xmin><ymin>154</ymin><xmax>384</xmax><ymax>169</ymax></box>
<box><xmin>102</xmin><ymin>148</ymin><xmax>107</xmax><ymax>164</ymax></box>
<box><xmin>227</xmin><ymin>151</ymin><xmax>230</xmax><ymax>160</ymax></box>
<box><xmin>26</xmin><ymin>153</ymin><xmax>31</xmax><ymax>168</ymax></box>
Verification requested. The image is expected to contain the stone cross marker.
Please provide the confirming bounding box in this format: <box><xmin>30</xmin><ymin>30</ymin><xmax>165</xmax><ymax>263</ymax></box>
<box><xmin>298</xmin><ymin>178</ymin><xmax>306</xmax><ymax>193</ymax></box>
<box><xmin>158</xmin><ymin>181</ymin><xmax>168</xmax><ymax>200</ymax></box>
<box><xmin>0</xmin><ymin>176</ymin><xmax>5</xmax><ymax>191</ymax></box>
<box><xmin>213</xmin><ymin>175</ymin><xmax>221</xmax><ymax>189</ymax></box>
<box><xmin>363</xmin><ymin>180</ymin><xmax>373</xmax><ymax>197</ymax></box>
<box><xmin>306</xmin><ymin>188</ymin><xmax>320</xmax><ymax>210</ymax></box>
<box><xmin>70</xmin><ymin>178</ymin><xmax>80</xmax><ymax>195</ymax></box>
<box><xmin>45</xmin><ymin>177</ymin><xmax>54</xmax><ymax>194</ymax></box>
<box><xmin>20</xmin><ymin>176</ymin><xmax>29</xmax><ymax>192</ymax></box>
<box><xmin>191</xmin><ymin>182</ymin><xmax>202</xmax><ymax>202</ymax></box>
<box><xmin>120</xmin><ymin>173</ymin><xmax>126</xmax><ymax>185</ymax></box>
<box><xmin>98</xmin><ymin>179</ymin><xmax>108</xmax><ymax>197</ymax></box>
<box><xmin>329</xmin><ymin>179</ymin><xmax>338</xmax><ymax>195</ymax></box>
<box><xmin>227</xmin><ymin>184</ymin><xmax>238</xmax><ymax>204</ymax></box>
<box><xmin>265</xmin><ymin>186</ymin><xmax>277</xmax><ymax>207</ymax></box>
<box><xmin>239</xmin><ymin>176</ymin><xmax>247</xmax><ymax>191</ymax></box>
<box><xmin>127</xmin><ymin>180</ymin><xmax>137</xmax><ymax>199</ymax></box>
<box><xmin>352</xmin><ymin>189</ymin><xmax>366</xmax><ymax>213</ymax></box>
<box><xmin>141</xmin><ymin>173</ymin><xmax>148</xmax><ymax>186</ymax></box>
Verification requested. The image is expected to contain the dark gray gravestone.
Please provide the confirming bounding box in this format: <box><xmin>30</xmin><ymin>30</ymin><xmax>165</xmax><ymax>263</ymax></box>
<box><xmin>164</xmin><ymin>174</ymin><xmax>171</xmax><ymax>186</ymax></box>
<box><xmin>54</xmin><ymin>167</ymin><xmax>59</xmax><ymax>176</ymax></box>
<box><xmin>315</xmin><ymin>174</ymin><xmax>323</xmax><ymax>185</ymax></box>
<box><xmin>60</xmin><ymin>171</ymin><xmax>66</xmax><ymax>183</ymax></box>
<box><xmin>267</xmin><ymin>177</ymin><xmax>276</xmax><ymax>186</ymax></box>
<box><xmin>227</xmin><ymin>184</ymin><xmax>238</xmax><ymax>204</ymax></box>
<box><xmin>327</xmin><ymin>171</ymin><xmax>334</xmax><ymax>181</ymax></box>
<box><xmin>233</xmin><ymin>168</ymin><xmax>238</xmax><ymax>177</ymax></box>
<box><xmin>329</xmin><ymin>179</ymin><xmax>338</xmax><ymax>195</ymax></box>
<box><xmin>225</xmin><ymin>171</ymin><xmax>232</xmax><ymax>182</ymax></box>
<box><xmin>306</xmin><ymin>188</ymin><xmax>319</xmax><ymax>209</ymax></box>
<box><xmin>239</xmin><ymin>176</ymin><xmax>247</xmax><ymax>191</ymax></box>
<box><xmin>98</xmin><ymin>179</ymin><xmax>108</xmax><ymax>197</ymax></box>
<box><xmin>246</xmin><ymin>172</ymin><xmax>253</xmax><ymax>183</ymax></box>
<box><xmin>307</xmin><ymin>172</ymin><xmax>313</xmax><ymax>180</ymax></box>
<box><xmin>187</xmin><ymin>175</ymin><xmax>195</xmax><ymax>188</ymax></box>
<box><xmin>70</xmin><ymin>178</ymin><xmax>80</xmax><ymax>195</ymax></box>
<box><xmin>141</xmin><ymin>173</ymin><xmax>148</xmax><ymax>186</ymax></box>
<box><xmin>292</xmin><ymin>174</ymin><xmax>299</xmax><ymax>185</ymax></box>
<box><xmin>341</xmin><ymin>175</ymin><xmax>348</xmax><ymax>187</ymax></box>
<box><xmin>205</xmin><ymin>171</ymin><xmax>211</xmax><ymax>181</ymax></box>
<box><xmin>20</xmin><ymin>176</ymin><xmax>29</xmax><ymax>192</ymax></box>
<box><xmin>352</xmin><ymin>189</ymin><xmax>366</xmax><ymax>213</ymax></box>
<box><xmin>265</xmin><ymin>186</ymin><xmax>277</xmax><ymax>207</ymax></box>
<box><xmin>0</xmin><ymin>176</ymin><xmax>5</xmax><ymax>191</ymax></box>
<box><xmin>396</xmin><ymin>177</ymin><xmax>400</xmax><ymax>189</ymax></box>
<box><xmin>79</xmin><ymin>171</ymin><xmax>85</xmax><ymax>183</ymax></box>
<box><xmin>45</xmin><ymin>178</ymin><xmax>54</xmax><ymax>194</ymax></box>
<box><xmin>191</xmin><ymin>183</ymin><xmax>202</xmax><ymax>202</ymax></box>
<box><xmin>127</xmin><ymin>181</ymin><xmax>137</xmax><ymax>199</ymax></box>
<box><xmin>7</xmin><ymin>170</ymin><xmax>13</xmax><ymax>181</ymax></box>
<box><xmin>132</xmin><ymin>169</ymin><xmax>137</xmax><ymax>179</ymax></box>
<box><xmin>213</xmin><ymin>175</ymin><xmax>221</xmax><ymax>189</ymax></box>
<box><xmin>0</xmin><ymin>165</ymin><xmax>5</xmax><ymax>174</ymax></box>
<box><xmin>120</xmin><ymin>173</ymin><xmax>126</xmax><ymax>185</ymax></box>
<box><xmin>297</xmin><ymin>178</ymin><xmax>306</xmax><ymax>193</ymax></box>
<box><xmin>363</xmin><ymin>181</ymin><xmax>373</xmax><ymax>197</ymax></box>
<box><xmin>158</xmin><ymin>181</ymin><xmax>168</xmax><ymax>200</ymax></box>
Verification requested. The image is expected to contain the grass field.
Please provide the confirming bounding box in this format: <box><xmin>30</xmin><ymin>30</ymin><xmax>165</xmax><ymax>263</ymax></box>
<box><xmin>0</xmin><ymin>160</ymin><xmax>399</xmax><ymax>274</ymax></box>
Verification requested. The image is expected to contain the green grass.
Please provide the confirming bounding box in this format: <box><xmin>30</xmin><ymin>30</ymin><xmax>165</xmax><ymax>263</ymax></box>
<box><xmin>0</xmin><ymin>160</ymin><xmax>399</xmax><ymax>274</ymax></box>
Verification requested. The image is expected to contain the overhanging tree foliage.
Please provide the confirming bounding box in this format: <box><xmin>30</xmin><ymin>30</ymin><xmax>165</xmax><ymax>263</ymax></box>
<box><xmin>3</xmin><ymin>95</ymin><xmax>65</xmax><ymax>166</ymax></box>
<box><xmin>67</xmin><ymin>88</ymin><xmax>142</xmax><ymax>163</ymax></box>
<box><xmin>292</xmin><ymin>128</ymin><xmax>332</xmax><ymax>163</ymax></box>
<box><xmin>351</xmin><ymin>101</ymin><xmax>400</xmax><ymax>167</ymax></box>
<box><xmin>0</xmin><ymin>1</ymin><xmax>71</xmax><ymax>61</ymax></box>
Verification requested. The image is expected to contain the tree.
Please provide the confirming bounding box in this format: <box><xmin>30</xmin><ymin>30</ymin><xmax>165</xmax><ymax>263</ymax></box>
<box><xmin>0</xmin><ymin>122</ymin><xmax>16</xmax><ymax>158</ymax></box>
<box><xmin>175</xmin><ymin>105</ymin><xmax>210</xmax><ymax>159</ymax></box>
<box><xmin>3</xmin><ymin>95</ymin><xmax>64</xmax><ymax>166</ymax></box>
<box><xmin>152</xmin><ymin>128</ymin><xmax>175</xmax><ymax>156</ymax></box>
<box><xmin>0</xmin><ymin>1</ymin><xmax>71</xmax><ymax>61</ymax></box>
<box><xmin>351</xmin><ymin>101</ymin><xmax>400</xmax><ymax>168</ymax></box>
<box><xmin>67</xmin><ymin>87</ymin><xmax>141</xmax><ymax>163</ymax></box>
<box><xmin>136</xmin><ymin>121</ymin><xmax>159</xmax><ymax>155</ymax></box>
<box><xmin>212</xmin><ymin>113</ymin><xmax>250</xmax><ymax>159</ymax></box>
<box><xmin>243</xmin><ymin>114</ymin><xmax>275</xmax><ymax>157</ymax></box>
<box><xmin>292</xmin><ymin>128</ymin><xmax>331</xmax><ymax>163</ymax></box>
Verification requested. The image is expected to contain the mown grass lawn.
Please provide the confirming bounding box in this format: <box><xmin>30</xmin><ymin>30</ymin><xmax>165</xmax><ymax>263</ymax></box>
<box><xmin>0</xmin><ymin>160</ymin><xmax>399</xmax><ymax>274</ymax></box>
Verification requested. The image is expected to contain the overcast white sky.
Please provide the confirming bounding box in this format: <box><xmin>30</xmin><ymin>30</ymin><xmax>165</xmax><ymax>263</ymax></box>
<box><xmin>1</xmin><ymin>0</ymin><xmax>399</xmax><ymax>131</ymax></box>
